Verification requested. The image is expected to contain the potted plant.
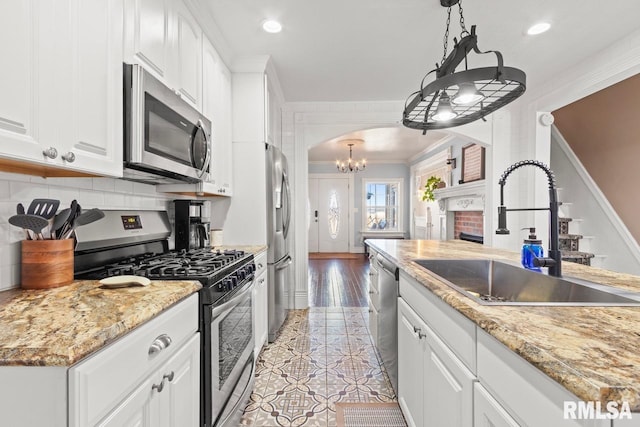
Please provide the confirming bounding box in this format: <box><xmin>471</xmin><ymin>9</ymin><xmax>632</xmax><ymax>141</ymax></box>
<box><xmin>422</xmin><ymin>176</ymin><xmax>445</xmax><ymax>202</ymax></box>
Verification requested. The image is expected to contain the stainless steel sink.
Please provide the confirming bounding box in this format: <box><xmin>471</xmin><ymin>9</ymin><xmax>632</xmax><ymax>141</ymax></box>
<box><xmin>414</xmin><ymin>259</ymin><xmax>640</xmax><ymax>306</ymax></box>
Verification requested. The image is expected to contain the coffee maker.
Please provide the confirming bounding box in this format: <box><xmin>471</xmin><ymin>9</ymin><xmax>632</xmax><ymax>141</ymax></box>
<box><xmin>174</xmin><ymin>200</ymin><xmax>210</xmax><ymax>251</ymax></box>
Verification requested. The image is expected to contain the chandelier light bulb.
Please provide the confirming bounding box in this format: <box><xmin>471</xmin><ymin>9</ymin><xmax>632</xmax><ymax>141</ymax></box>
<box><xmin>432</xmin><ymin>92</ymin><xmax>458</xmax><ymax>122</ymax></box>
<box><xmin>452</xmin><ymin>82</ymin><xmax>484</xmax><ymax>105</ymax></box>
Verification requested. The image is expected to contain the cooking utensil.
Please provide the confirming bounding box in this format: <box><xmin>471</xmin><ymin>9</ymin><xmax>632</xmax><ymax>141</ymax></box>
<box><xmin>52</xmin><ymin>208</ymin><xmax>72</xmax><ymax>239</ymax></box>
<box><xmin>55</xmin><ymin>200</ymin><xmax>78</xmax><ymax>239</ymax></box>
<box><xmin>8</xmin><ymin>214</ymin><xmax>49</xmax><ymax>240</ymax></box>
<box><xmin>16</xmin><ymin>203</ymin><xmax>30</xmax><ymax>239</ymax></box>
<box><xmin>26</xmin><ymin>198</ymin><xmax>60</xmax><ymax>219</ymax></box>
<box><xmin>61</xmin><ymin>208</ymin><xmax>105</xmax><ymax>239</ymax></box>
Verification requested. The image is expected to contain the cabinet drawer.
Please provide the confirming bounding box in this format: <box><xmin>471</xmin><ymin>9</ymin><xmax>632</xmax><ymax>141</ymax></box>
<box><xmin>474</xmin><ymin>383</ymin><xmax>520</xmax><ymax>427</ymax></box>
<box><xmin>399</xmin><ymin>272</ymin><xmax>476</xmax><ymax>372</ymax></box>
<box><xmin>254</xmin><ymin>251</ymin><xmax>267</xmax><ymax>278</ymax></box>
<box><xmin>477</xmin><ymin>329</ymin><xmax>609</xmax><ymax>427</ymax></box>
<box><xmin>69</xmin><ymin>293</ymin><xmax>199</xmax><ymax>427</ymax></box>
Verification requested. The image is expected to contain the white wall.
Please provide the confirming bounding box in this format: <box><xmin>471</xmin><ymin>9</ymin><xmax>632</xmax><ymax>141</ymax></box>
<box><xmin>0</xmin><ymin>172</ymin><xmax>186</xmax><ymax>291</ymax></box>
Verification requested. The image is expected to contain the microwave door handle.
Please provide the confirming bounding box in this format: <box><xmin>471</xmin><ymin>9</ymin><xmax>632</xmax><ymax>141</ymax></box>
<box><xmin>195</xmin><ymin>119</ymin><xmax>211</xmax><ymax>179</ymax></box>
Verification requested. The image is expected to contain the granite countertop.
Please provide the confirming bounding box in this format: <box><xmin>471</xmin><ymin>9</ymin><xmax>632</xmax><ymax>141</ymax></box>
<box><xmin>0</xmin><ymin>280</ymin><xmax>201</xmax><ymax>367</ymax></box>
<box><xmin>366</xmin><ymin>239</ymin><xmax>640</xmax><ymax>410</ymax></box>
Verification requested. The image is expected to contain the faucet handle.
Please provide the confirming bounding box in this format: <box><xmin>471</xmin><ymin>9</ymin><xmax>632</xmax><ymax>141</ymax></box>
<box><xmin>533</xmin><ymin>257</ymin><xmax>557</xmax><ymax>268</ymax></box>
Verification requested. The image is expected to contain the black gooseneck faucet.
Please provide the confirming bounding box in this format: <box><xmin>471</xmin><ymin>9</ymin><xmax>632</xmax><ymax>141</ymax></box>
<box><xmin>496</xmin><ymin>160</ymin><xmax>562</xmax><ymax>277</ymax></box>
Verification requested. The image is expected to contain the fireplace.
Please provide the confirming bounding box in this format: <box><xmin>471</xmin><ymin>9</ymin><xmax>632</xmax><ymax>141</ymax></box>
<box><xmin>433</xmin><ymin>181</ymin><xmax>486</xmax><ymax>242</ymax></box>
<box><xmin>454</xmin><ymin>211</ymin><xmax>484</xmax><ymax>239</ymax></box>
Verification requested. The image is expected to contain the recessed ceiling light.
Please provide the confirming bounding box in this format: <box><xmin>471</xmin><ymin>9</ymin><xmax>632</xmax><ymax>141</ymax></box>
<box><xmin>527</xmin><ymin>22</ymin><xmax>551</xmax><ymax>35</ymax></box>
<box><xmin>262</xmin><ymin>20</ymin><xmax>282</xmax><ymax>34</ymax></box>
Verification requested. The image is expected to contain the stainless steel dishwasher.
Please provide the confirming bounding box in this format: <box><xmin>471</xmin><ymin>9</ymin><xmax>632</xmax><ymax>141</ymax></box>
<box><xmin>370</xmin><ymin>253</ymin><xmax>399</xmax><ymax>394</ymax></box>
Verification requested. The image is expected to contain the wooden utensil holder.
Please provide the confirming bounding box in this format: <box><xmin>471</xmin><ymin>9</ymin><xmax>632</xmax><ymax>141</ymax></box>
<box><xmin>21</xmin><ymin>239</ymin><xmax>74</xmax><ymax>289</ymax></box>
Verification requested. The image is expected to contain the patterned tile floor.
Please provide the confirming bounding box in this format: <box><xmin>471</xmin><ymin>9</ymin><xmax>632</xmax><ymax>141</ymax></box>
<box><xmin>241</xmin><ymin>307</ymin><xmax>397</xmax><ymax>426</ymax></box>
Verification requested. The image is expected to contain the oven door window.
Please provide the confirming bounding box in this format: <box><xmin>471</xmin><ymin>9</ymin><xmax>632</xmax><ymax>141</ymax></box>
<box><xmin>218</xmin><ymin>296</ymin><xmax>253</xmax><ymax>388</ymax></box>
<box><xmin>145</xmin><ymin>93</ymin><xmax>196</xmax><ymax>166</ymax></box>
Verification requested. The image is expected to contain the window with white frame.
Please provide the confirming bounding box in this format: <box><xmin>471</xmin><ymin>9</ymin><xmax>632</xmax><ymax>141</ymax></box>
<box><xmin>363</xmin><ymin>179</ymin><xmax>402</xmax><ymax>231</ymax></box>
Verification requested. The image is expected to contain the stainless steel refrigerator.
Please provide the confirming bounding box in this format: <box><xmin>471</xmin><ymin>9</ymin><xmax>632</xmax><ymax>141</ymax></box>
<box><xmin>266</xmin><ymin>145</ymin><xmax>292</xmax><ymax>342</ymax></box>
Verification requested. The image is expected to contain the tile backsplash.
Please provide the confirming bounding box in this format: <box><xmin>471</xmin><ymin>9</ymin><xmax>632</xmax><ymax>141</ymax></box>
<box><xmin>0</xmin><ymin>171</ymin><xmax>187</xmax><ymax>291</ymax></box>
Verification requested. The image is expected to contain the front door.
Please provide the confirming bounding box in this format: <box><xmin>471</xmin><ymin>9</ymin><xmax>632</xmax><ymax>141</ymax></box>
<box><xmin>308</xmin><ymin>177</ymin><xmax>350</xmax><ymax>252</ymax></box>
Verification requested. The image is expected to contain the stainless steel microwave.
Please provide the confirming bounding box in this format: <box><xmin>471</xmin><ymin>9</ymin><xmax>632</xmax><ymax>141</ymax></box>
<box><xmin>123</xmin><ymin>63</ymin><xmax>211</xmax><ymax>184</ymax></box>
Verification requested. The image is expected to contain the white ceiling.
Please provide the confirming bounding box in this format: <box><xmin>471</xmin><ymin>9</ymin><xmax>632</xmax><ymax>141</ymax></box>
<box><xmin>307</xmin><ymin>127</ymin><xmax>449</xmax><ymax>163</ymax></box>
<box><xmin>204</xmin><ymin>0</ymin><xmax>640</xmax><ymax>161</ymax></box>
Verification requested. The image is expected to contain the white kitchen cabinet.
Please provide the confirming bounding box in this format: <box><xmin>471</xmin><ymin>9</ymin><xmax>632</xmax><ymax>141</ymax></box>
<box><xmin>63</xmin><ymin>0</ymin><xmax>124</xmax><ymax>176</ymax></box>
<box><xmin>265</xmin><ymin>73</ymin><xmax>281</xmax><ymax>147</ymax></box>
<box><xmin>398</xmin><ymin>298</ymin><xmax>427</xmax><ymax>427</ymax></box>
<box><xmin>202</xmin><ymin>36</ymin><xmax>233</xmax><ymax>196</ymax></box>
<box><xmin>253</xmin><ymin>251</ymin><xmax>268</xmax><ymax>355</ymax></box>
<box><xmin>473</xmin><ymin>383</ymin><xmax>520</xmax><ymax>427</ymax></box>
<box><xmin>0</xmin><ymin>0</ymin><xmax>123</xmax><ymax>177</ymax></box>
<box><xmin>69</xmin><ymin>294</ymin><xmax>199</xmax><ymax>427</ymax></box>
<box><xmin>99</xmin><ymin>334</ymin><xmax>200</xmax><ymax>427</ymax></box>
<box><xmin>173</xmin><ymin>0</ymin><xmax>201</xmax><ymax>110</ymax></box>
<box><xmin>398</xmin><ymin>298</ymin><xmax>476</xmax><ymax>427</ymax></box>
<box><xmin>125</xmin><ymin>0</ymin><xmax>201</xmax><ymax>111</ymax></box>
<box><xmin>124</xmin><ymin>0</ymin><xmax>171</xmax><ymax>82</ymax></box>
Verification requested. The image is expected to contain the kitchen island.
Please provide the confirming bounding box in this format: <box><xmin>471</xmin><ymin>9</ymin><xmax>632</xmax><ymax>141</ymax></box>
<box><xmin>367</xmin><ymin>239</ymin><xmax>640</xmax><ymax>426</ymax></box>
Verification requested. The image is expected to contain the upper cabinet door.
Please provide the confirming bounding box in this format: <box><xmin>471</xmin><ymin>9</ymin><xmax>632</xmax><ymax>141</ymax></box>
<box><xmin>64</xmin><ymin>0</ymin><xmax>124</xmax><ymax>177</ymax></box>
<box><xmin>0</xmin><ymin>1</ymin><xmax>61</xmax><ymax>165</ymax></box>
<box><xmin>173</xmin><ymin>1</ymin><xmax>202</xmax><ymax>110</ymax></box>
<box><xmin>125</xmin><ymin>0</ymin><xmax>171</xmax><ymax>80</ymax></box>
<box><xmin>202</xmin><ymin>37</ymin><xmax>232</xmax><ymax>195</ymax></box>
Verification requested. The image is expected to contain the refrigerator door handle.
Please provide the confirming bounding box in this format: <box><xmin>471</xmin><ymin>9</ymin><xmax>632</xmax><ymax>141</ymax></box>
<box><xmin>275</xmin><ymin>255</ymin><xmax>293</xmax><ymax>271</ymax></box>
<box><xmin>282</xmin><ymin>170</ymin><xmax>292</xmax><ymax>239</ymax></box>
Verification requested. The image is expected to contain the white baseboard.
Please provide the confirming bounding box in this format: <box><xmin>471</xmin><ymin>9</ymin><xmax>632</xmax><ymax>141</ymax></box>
<box><xmin>284</xmin><ymin>291</ymin><xmax>309</xmax><ymax>310</ymax></box>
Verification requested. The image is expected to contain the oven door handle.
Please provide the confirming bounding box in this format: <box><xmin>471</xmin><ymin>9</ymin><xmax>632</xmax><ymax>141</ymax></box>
<box><xmin>212</xmin><ymin>282</ymin><xmax>255</xmax><ymax>319</ymax></box>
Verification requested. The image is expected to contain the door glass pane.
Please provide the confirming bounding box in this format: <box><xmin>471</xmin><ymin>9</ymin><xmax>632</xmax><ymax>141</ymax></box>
<box><xmin>328</xmin><ymin>190</ymin><xmax>340</xmax><ymax>239</ymax></box>
<box><xmin>218</xmin><ymin>296</ymin><xmax>252</xmax><ymax>388</ymax></box>
<box><xmin>145</xmin><ymin>93</ymin><xmax>194</xmax><ymax>165</ymax></box>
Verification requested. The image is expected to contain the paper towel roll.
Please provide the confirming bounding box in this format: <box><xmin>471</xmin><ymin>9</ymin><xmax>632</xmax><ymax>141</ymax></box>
<box><xmin>210</xmin><ymin>229</ymin><xmax>223</xmax><ymax>247</ymax></box>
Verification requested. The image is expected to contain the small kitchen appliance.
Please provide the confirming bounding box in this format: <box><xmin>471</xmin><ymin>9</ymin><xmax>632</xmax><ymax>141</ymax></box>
<box><xmin>73</xmin><ymin>210</ymin><xmax>255</xmax><ymax>427</ymax></box>
<box><xmin>123</xmin><ymin>63</ymin><xmax>212</xmax><ymax>184</ymax></box>
<box><xmin>174</xmin><ymin>200</ymin><xmax>210</xmax><ymax>251</ymax></box>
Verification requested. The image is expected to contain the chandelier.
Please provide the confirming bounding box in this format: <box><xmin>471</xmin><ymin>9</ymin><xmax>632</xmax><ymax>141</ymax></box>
<box><xmin>336</xmin><ymin>142</ymin><xmax>366</xmax><ymax>173</ymax></box>
<box><xmin>403</xmin><ymin>0</ymin><xmax>526</xmax><ymax>134</ymax></box>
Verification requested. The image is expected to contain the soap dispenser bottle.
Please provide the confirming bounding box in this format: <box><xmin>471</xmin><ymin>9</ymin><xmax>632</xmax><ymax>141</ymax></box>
<box><xmin>521</xmin><ymin>227</ymin><xmax>543</xmax><ymax>271</ymax></box>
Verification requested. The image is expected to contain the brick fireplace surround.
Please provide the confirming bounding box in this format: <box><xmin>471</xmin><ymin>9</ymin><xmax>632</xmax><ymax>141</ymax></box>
<box><xmin>454</xmin><ymin>211</ymin><xmax>484</xmax><ymax>239</ymax></box>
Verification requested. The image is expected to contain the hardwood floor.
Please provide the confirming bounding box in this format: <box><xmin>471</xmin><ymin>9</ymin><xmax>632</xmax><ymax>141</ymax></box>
<box><xmin>308</xmin><ymin>256</ymin><xmax>370</xmax><ymax>307</ymax></box>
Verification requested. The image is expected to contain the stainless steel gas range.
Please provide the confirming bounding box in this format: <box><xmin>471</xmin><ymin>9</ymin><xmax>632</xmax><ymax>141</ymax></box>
<box><xmin>74</xmin><ymin>210</ymin><xmax>256</xmax><ymax>427</ymax></box>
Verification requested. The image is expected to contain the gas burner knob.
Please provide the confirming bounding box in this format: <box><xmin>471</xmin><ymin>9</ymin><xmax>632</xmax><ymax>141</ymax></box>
<box><xmin>230</xmin><ymin>276</ymin><xmax>238</xmax><ymax>287</ymax></box>
<box><xmin>248</xmin><ymin>264</ymin><xmax>256</xmax><ymax>273</ymax></box>
<box><xmin>237</xmin><ymin>270</ymin><xmax>246</xmax><ymax>280</ymax></box>
<box><xmin>222</xmin><ymin>278</ymin><xmax>233</xmax><ymax>291</ymax></box>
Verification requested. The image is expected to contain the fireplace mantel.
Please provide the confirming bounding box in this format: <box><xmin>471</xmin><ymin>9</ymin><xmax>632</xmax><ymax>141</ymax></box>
<box><xmin>433</xmin><ymin>180</ymin><xmax>486</xmax><ymax>240</ymax></box>
<box><xmin>433</xmin><ymin>180</ymin><xmax>485</xmax><ymax>213</ymax></box>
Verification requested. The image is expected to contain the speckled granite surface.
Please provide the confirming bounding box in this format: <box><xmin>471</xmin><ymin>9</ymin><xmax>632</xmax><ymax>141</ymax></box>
<box><xmin>0</xmin><ymin>280</ymin><xmax>201</xmax><ymax>367</ymax></box>
<box><xmin>367</xmin><ymin>239</ymin><xmax>640</xmax><ymax>410</ymax></box>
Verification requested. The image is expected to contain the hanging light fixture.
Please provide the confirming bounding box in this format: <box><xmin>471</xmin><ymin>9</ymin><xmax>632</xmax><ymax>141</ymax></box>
<box><xmin>336</xmin><ymin>142</ymin><xmax>366</xmax><ymax>173</ymax></box>
<box><xmin>403</xmin><ymin>0</ymin><xmax>526</xmax><ymax>133</ymax></box>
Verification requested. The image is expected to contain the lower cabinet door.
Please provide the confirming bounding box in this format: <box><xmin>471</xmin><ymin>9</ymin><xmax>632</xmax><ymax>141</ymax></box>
<box><xmin>162</xmin><ymin>333</ymin><xmax>201</xmax><ymax>427</ymax></box>
<box><xmin>398</xmin><ymin>298</ymin><xmax>426</xmax><ymax>427</ymax></box>
<box><xmin>97</xmin><ymin>334</ymin><xmax>200</xmax><ymax>427</ymax></box>
<box><xmin>473</xmin><ymin>383</ymin><xmax>520</xmax><ymax>427</ymax></box>
<box><xmin>423</xmin><ymin>327</ymin><xmax>476</xmax><ymax>427</ymax></box>
<box><xmin>97</xmin><ymin>377</ymin><xmax>156</xmax><ymax>427</ymax></box>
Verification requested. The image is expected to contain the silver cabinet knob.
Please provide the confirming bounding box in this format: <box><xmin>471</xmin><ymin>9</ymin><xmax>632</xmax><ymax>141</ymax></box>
<box><xmin>61</xmin><ymin>151</ymin><xmax>75</xmax><ymax>163</ymax></box>
<box><xmin>413</xmin><ymin>325</ymin><xmax>426</xmax><ymax>339</ymax></box>
<box><xmin>42</xmin><ymin>147</ymin><xmax>58</xmax><ymax>159</ymax></box>
<box><xmin>152</xmin><ymin>381</ymin><xmax>164</xmax><ymax>393</ymax></box>
<box><xmin>163</xmin><ymin>371</ymin><xmax>175</xmax><ymax>382</ymax></box>
<box><xmin>148</xmin><ymin>334</ymin><xmax>172</xmax><ymax>356</ymax></box>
